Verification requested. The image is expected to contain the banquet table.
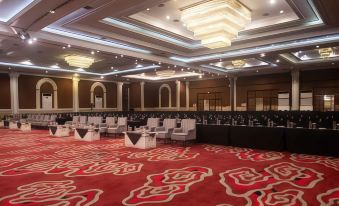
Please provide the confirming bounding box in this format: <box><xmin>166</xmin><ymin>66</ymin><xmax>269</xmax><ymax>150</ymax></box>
<box><xmin>124</xmin><ymin>131</ymin><xmax>156</xmax><ymax>149</ymax></box>
<box><xmin>75</xmin><ymin>127</ymin><xmax>100</xmax><ymax>141</ymax></box>
<box><xmin>49</xmin><ymin>125</ymin><xmax>70</xmax><ymax>137</ymax></box>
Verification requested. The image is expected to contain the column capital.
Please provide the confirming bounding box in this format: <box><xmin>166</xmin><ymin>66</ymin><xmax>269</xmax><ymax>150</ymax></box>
<box><xmin>117</xmin><ymin>82</ymin><xmax>124</xmax><ymax>86</ymax></box>
<box><xmin>175</xmin><ymin>80</ymin><xmax>181</xmax><ymax>85</ymax></box>
<box><xmin>140</xmin><ymin>81</ymin><xmax>145</xmax><ymax>86</ymax></box>
<box><xmin>185</xmin><ymin>81</ymin><xmax>190</xmax><ymax>85</ymax></box>
<box><xmin>9</xmin><ymin>72</ymin><xmax>20</xmax><ymax>78</ymax></box>
<box><xmin>72</xmin><ymin>76</ymin><xmax>80</xmax><ymax>82</ymax></box>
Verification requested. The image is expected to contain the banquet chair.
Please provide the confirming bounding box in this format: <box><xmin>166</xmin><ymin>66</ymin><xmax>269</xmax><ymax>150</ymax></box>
<box><xmin>99</xmin><ymin>117</ymin><xmax>116</xmax><ymax>135</ymax></box>
<box><xmin>138</xmin><ymin>118</ymin><xmax>160</xmax><ymax>132</ymax></box>
<box><xmin>155</xmin><ymin>118</ymin><xmax>176</xmax><ymax>144</ymax></box>
<box><xmin>171</xmin><ymin>119</ymin><xmax>196</xmax><ymax>146</ymax></box>
<box><xmin>107</xmin><ymin>117</ymin><xmax>127</xmax><ymax>137</ymax></box>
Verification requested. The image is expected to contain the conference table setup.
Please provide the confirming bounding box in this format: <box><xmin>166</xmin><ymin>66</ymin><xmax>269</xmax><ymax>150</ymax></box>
<box><xmin>197</xmin><ymin>123</ymin><xmax>339</xmax><ymax>157</ymax></box>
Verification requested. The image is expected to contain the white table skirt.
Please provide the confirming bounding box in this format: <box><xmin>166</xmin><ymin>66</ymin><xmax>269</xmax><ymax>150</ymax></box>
<box><xmin>49</xmin><ymin>126</ymin><xmax>70</xmax><ymax>137</ymax></box>
<box><xmin>74</xmin><ymin>129</ymin><xmax>100</xmax><ymax>142</ymax></box>
<box><xmin>0</xmin><ymin>121</ymin><xmax>3</xmax><ymax>127</ymax></box>
<box><xmin>9</xmin><ymin>122</ymin><xmax>19</xmax><ymax>129</ymax></box>
<box><xmin>20</xmin><ymin>123</ymin><xmax>31</xmax><ymax>132</ymax></box>
<box><xmin>124</xmin><ymin>132</ymin><xmax>156</xmax><ymax>149</ymax></box>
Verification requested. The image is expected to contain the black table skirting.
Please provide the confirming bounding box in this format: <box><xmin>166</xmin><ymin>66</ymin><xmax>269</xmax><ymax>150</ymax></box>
<box><xmin>49</xmin><ymin>126</ymin><xmax>57</xmax><ymax>135</ymax></box>
<box><xmin>4</xmin><ymin>121</ymin><xmax>9</xmax><ymax>127</ymax></box>
<box><xmin>126</xmin><ymin>132</ymin><xmax>142</xmax><ymax>145</ymax></box>
<box><xmin>17</xmin><ymin>122</ymin><xmax>22</xmax><ymax>129</ymax></box>
<box><xmin>197</xmin><ymin>124</ymin><xmax>339</xmax><ymax>157</ymax></box>
<box><xmin>76</xmin><ymin>128</ymin><xmax>88</xmax><ymax>139</ymax></box>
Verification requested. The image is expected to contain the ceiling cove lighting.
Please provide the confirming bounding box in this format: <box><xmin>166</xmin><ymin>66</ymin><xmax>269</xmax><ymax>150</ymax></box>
<box><xmin>42</xmin><ymin>27</ymin><xmax>152</xmax><ymax>54</ymax></box>
<box><xmin>181</xmin><ymin>0</ymin><xmax>251</xmax><ymax>49</ymax></box>
<box><xmin>100</xmin><ymin>18</ymin><xmax>201</xmax><ymax>49</ymax></box>
<box><xmin>156</xmin><ymin>70</ymin><xmax>176</xmax><ymax>77</ymax></box>
<box><xmin>64</xmin><ymin>55</ymin><xmax>95</xmax><ymax>68</ymax></box>
<box><xmin>170</xmin><ymin>34</ymin><xmax>339</xmax><ymax>63</ymax></box>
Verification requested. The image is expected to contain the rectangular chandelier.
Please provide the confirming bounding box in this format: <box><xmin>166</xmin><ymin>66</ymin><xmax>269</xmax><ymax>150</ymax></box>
<box><xmin>181</xmin><ymin>0</ymin><xmax>251</xmax><ymax>49</ymax></box>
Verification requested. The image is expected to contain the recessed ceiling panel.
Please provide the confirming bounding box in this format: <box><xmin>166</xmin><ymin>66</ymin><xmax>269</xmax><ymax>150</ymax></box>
<box><xmin>210</xmin><ymin>58</ymin><xmax>270</xmax><ymax>70</ymax></box>
<box><xmin>0</xmin><ymin>0</ymin><xmax>37</xmax><ymax>22</ymax></box>
<box><xmin>129</xmin><ymin>0</ymin><xmax>299</xmax><ymax>40</ymax></box>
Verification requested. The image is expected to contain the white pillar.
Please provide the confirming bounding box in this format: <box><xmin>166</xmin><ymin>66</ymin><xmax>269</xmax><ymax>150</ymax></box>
<box><xmin>117</xmin><ymin>82</ymin><xmax>123</xmax><ymax>111</ymax></box>
<box><xmin>228</xmin><ymin>78</ymin><xmax>233</xmax><ymax>111</ymax></box>
<box><xmin>9</xmin><ymin>72</ymin><xmax>20</xmax><ymax>114</ymax></box>
<box><xmin>233</xmin><ymin>77</ymin><xmax>237</xmax><ymax>111</ymax></box>
<box><xmin>72</xmin><ymin>76</ymin><xmax>80</xmax><ymax>112</ymax></box>
<box><xmin>176</xmin><ymin>80</ymin><xmax>181</xmax><ymax>111</ymax></box>
<box><xmin>140</xmin><ymin>81</ymin><xmax>145</xmax><ymax>111</ymax></box>
<box><xmin>185</xmin><ymin>81</ymin><xmax>190</xmax><ymax>111</ymax></box>
<box><xmin>54</xmin><ymin>89</ymin><xmax>58</xmax><ymax>109</ymax></box>
<box><xmin>291</xmin><ymin>70</ymin><xmax>300</xmax><ymax>111</ymax></box>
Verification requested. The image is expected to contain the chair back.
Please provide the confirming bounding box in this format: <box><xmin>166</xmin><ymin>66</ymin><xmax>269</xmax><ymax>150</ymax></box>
<box><xmin>117</xmin><ymin>117</ymin><xmax>127</xmax><ymax>126</ymax></box>
<box><xmin>147</xmin><ymin>118</ymin><xmax>160</xmax><ymax>128</ymax></box>
<box><xmin>72</xmin><ymin>116</ymin><xmax>80</xmax><ymax>123</ymax></box>
<box><xmin>163</xmin><ymin>119</ymin><xmax>176</xmax><ymax>130</ymax></box>
<box><xmin>106</xmin><ymin>117</ymin><xmax>116</xmax><ymax>125</ymax></box>
<box><xmin>79</xmin><ymin>116</ymin><xmax>87</xmax><ymax>124</ymax></box>
<box><xmin>181</xmin><ymin>119</ymin><xmax>196</xmax><ymax>132</ymax></box>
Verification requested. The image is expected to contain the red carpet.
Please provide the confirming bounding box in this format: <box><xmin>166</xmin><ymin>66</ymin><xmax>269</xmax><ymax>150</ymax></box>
<box><xmin>0</xmin><ymin>128</ymin><xmax>338</xmax><ymax>205</ymax></box>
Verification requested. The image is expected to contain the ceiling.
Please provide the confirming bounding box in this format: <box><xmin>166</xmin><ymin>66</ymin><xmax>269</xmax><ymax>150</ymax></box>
<box><xmin>0</xmin><ymin>0</ymin><xmax>339</xmax><ymax>82</ymax></box>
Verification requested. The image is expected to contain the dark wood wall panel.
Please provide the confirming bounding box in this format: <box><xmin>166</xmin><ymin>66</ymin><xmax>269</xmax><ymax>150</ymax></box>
<box><xmin>180</xmin><ymin>82</ymin><xmax>186</xmax><ymax>107</ymax></box>
<box><xmin>103</xmin><ymin>82</ymin><xmax>117</xmax><ymax>108</ymax></box>
<box><xmin>189</xmin><ymin>79</ymin><xmax>230</xmax><ymax>107</ymax></box>
<box><xmin>301</xmin><ymin>68</ymin><xmax>339</xmax><ymax>91</ymax></box>
<box><xmin>129</xmin><ymin>83</ymin><xmax>141</xmax><ymax>109</ymax></box>
<box><xmin>237</xmin><ymin>73</ymin><xmax>291</xmax><ymax>107</ymax></box>
<box><xmin>0</xmin><ymin>74</ymin><xmax>11</xmax><ymax>109</ymax></box>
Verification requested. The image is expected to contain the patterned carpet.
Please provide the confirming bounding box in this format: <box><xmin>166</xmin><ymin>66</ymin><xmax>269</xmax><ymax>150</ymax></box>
<box><xmin>0</xmin><ymin>129</ymin><xmax>338</xmax><ymax>206</ymax></box>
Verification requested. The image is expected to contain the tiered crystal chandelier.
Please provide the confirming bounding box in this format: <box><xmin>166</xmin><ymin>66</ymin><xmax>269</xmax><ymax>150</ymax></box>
<box><xmin>318</xmin><ymin>48</ymin><xmax>333</xmax><ymax>59</ymax></box>
<box><xmin>64</xmin><ymin>55</ymin><xmax>95</xmax><ymax>68</ymax></box>
<box><xmin>156</xmin><ymin>70</ymin><xmax>176</xmax><ymax>77</ymax></box>
<box><xmin>232</xmin><ymin>59</ymin><xmax>246</xmax><ymax>68</ymax></box>
<box><xmin>181</xmin><ymin>0</ymin><xmax>251</xmax><ymax>49</ymax></box>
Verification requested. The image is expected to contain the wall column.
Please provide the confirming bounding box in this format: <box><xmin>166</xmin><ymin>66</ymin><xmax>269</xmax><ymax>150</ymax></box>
<box><xmin>117</xmin><ymin>82</ymin><xmax>123</xmax><ymax>111</ymax></box>
<box><xmin>72</xmin><ymin>76</ymin><xmax>80</xmax><ymax>112</ymax></box>
<box><xmin>140</xmin><ymin>81</ymin><xmax>145</xmax><ymax>111</ymax></box>
<box><xmin>233</xmin><ymin>77</ymin><xmax>237</xmax><ymax>111</ymax></box>
<box><xmin>228</xmin><ymin>77</ymin><xmax>234</xmax><ymax>111</ymax></box>
<box><xmin>9</xmin><ymin>72</ymin><xmax>20</xmax><ymax>114</ymax></box>
<box><xmin>291</xmin><ymin>70</ymin><xmax>300</xmax><ymax>111</ymax></box>
<box><xmin>176</xmin><ymin>80</ymin><xmax>181</xmax><ymax>111</ymax></box>
<box><xmin>185</xmin><ymin>81</ymin><xmax>190</xmax><ymax>111</ymax></box>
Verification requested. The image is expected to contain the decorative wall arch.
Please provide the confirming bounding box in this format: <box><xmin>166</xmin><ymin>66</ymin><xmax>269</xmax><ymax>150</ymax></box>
<box><xmin>36</xmin><ymin>78</ymin><xmax>58</xmax><ymax>109</ymax></box>
<box><xmin>159</xmin><ymin>84</ymin><xmax>171</xmax><ymax>108</ymax></box>
<box><xmin>90</xmin><ymin>82</ymin><xmax>107</xmax><ymax>108</ymax></box>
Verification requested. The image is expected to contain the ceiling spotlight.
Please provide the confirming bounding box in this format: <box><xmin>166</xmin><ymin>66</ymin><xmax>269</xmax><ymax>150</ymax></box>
<box><xmin>280</xmin><ymin>10</ymin><xmax>284</xmax><ymax>14</ymax></box>
<box><xmin>100</xmin><ymin>76</ymin><xmax>104</xmax><ymax>79</ymax></box>
<box><xmin>45</xmin><ymin>70</ymin><xmax>48</xmax><ymax>74</ymax></box>
<box><xmin>256</xmin><ymin>70</ymin><xmax>259</xmax><ymax>73</ymax></box>
<box><xmin>27</xmin><ymin>39</ymin><xmax>33</xmax><ymax>44</ymax></box>
<box><xmin>181</xmin><ymin>68</ymin><xmax>184</xmax><ymax>71</ymax></box>
<box><xmin>166</xmin><ymin>15</ymin><xmax>170</xmax><ymax>20</ymax></box>
<box><xmin>67</xmin><ymin>44</ymin><xmax>71</xmax><ymax>48</ymax></box>
<box><xmin>111</xmin><ymin>66</ymin><xmax>114</xmax><ymax>70</ymax></box>
<box><xmin>114</xmin><ymin>69</ymin><xmax>118</xmax><ymax>72</ymax></box>
<box><xmin>115</xmin><ymin>56</ymin><xmax>118</xmax><ymax>59</ymax></box>
<box><xmin>33</xmin><ymin>37</ymin><xmax>37</xmax><ymax>41</ymax></box>
<box><xmin>158</xmin><ymin>62</ymin><xmax>161</xmax><ymax>65</ymax></box>
<box><xmin>91</xmin><ymin>51</ymin><xmax>95</xmax><ymax>55</ymax></box>
<box><xmin>332</xmin><ymin>62</ymin><xmax>335</xmax><ymax>65</ymax></box>
<box><xmin>120</xmin><ymin>54</ymin><xmax>124</xmax><ymax>57</ymax></box>
<box><xmin>316</xmin><ymin>45</ymin><xmax>320</xmax><ymax>48</ymax></box>
<box><xmin>187</xmin><ymin>68</ymin><xmax>190</xmax><ymax>70</ymax></box>
<box><xmin>18</xmin><ymin>31</ymin><xmax>30</xmax><ymax>40</ymax></box>
<box><xmin>260</xmin><ymin>53</ymin><xmax>266</xmax><ymax>57</ymax></box>
<box><xmin>49</xmin><ymin>10</ymin><xmax>55</xmax><ymax>14</ymax></box>
<box><xmin>96</xmin><ymin>50</ymin><xmax>100</xmax><ymax>53</ymax></box>
<box><xmin>62</xmin><ymin>46</ymin><xmax>66</xmax><ymax>49</ymax></box>
<box><xmin>276</xmin><ymin>59</ymin><xmax>280</xmax><ymax>63</ymax></box>
<box><xmin>146</xmin><ymin>8</ymin><xmax>150</xmax><ymax>11</ymax></box>
<box><xmin>269</xmin><ymin>0</ymin><xmax>276</xmax><ymax>4</ymax></box>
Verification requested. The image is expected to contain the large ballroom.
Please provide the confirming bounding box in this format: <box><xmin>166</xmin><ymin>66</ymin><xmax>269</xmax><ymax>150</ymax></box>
<box><xmin>0</xmin><ymin>0</ymin><xmax>338</xmax><ymax>205</ymax></box>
